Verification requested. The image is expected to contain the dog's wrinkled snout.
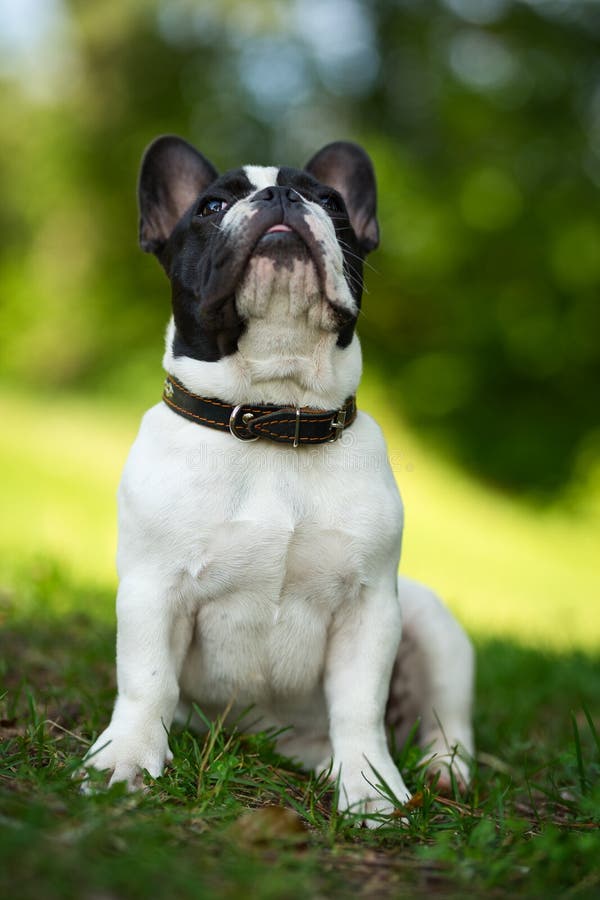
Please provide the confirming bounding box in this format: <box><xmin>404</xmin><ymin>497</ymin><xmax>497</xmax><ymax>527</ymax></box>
<box><xmin>250</xmin><ymin>185</ymin><xmax>302</xmax><ymax>207</ymax></box>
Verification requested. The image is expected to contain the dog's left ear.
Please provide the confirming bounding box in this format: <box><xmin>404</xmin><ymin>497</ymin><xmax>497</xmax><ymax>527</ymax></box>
<box><xmin>305</xmin><ymin>141</ymin><xmax>379</xmax><ymax>253</ymax></box>
<box><xmin>138</xmin><ymin>135</ymin><xmax>218</xmax><ymax>255</ymax></box>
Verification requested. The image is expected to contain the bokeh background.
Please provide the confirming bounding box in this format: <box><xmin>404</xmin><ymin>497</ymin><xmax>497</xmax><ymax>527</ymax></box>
<box><xmin>1</xmin><ymin>0</ymin><xmax>599</xmax><ymax>649</ymax></box>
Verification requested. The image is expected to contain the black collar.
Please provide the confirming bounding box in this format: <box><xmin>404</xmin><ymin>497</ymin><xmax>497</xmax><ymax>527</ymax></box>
<box><xmin>162</xmin><ymin>375</ymin><xmax>357</xmax><ymax>447</ymax></box>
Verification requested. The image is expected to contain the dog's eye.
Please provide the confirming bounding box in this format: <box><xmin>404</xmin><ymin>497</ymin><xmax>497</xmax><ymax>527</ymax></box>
<box><xmin>197</xmin><ymin>198</ymin><xmax>228</xmax><ymax>217</ymax></box>
<box><xmin>320</xmin><ymin>194</ymin><xmax>342</xmax><ymax>214</ymax></box>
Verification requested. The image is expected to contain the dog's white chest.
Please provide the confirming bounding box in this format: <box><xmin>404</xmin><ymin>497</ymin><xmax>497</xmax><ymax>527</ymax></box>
<box><xmin>185</xmin><ymin>514</ymin><xmax>359</xmax><ymax>706</ymax></box>
<box><xmin>118</xmin><ymin>404</ymin><xmax>402</xmax><ymax>711</ymax></box>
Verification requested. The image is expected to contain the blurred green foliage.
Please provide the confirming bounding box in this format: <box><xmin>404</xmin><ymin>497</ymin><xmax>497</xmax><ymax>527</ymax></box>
<box><xmin>1</xmin><ymin>0</ymin><xmax>599</xmax><ymax>496</ymax></box>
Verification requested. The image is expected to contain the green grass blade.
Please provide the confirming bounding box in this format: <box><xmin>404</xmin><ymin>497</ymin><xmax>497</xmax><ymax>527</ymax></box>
<box><xmin>571</xmin><ymin>711</ymin><xmax>587</xmax><ymax>795</ymax></box>
<box><xmin>582</xmin><ymin>705</ymin><xmax>600</xmax><ymax>760</ymax></box>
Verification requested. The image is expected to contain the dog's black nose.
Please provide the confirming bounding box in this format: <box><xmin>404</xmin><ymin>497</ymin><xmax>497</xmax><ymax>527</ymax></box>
<box><xmin>250</xmin><ymin>186</ymin><xmax>302</xmax><ymax>206</ymax></box>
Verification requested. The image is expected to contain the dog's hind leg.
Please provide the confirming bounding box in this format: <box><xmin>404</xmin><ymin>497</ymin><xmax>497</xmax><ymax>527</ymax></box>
<box><xmin>386</xmin><ymin>575</ymin><xmax>475</xmax><ymax>793</ymax></box>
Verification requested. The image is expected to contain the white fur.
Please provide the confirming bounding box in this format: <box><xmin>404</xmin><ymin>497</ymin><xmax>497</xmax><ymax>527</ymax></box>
<box><xmin>243</xmin><ymin>164</ymin><xmax>279</xmax><ymax>190</ymax></box>
<box><xmin>84</xmin><ymin>176</ymin><xmax>474</xmax><ymax>821</ymax></box>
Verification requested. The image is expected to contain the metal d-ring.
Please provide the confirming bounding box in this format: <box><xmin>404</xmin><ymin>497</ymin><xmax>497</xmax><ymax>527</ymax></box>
<box><xmin>229</xmin><ymin>405</ymin><xmax>260</xmax><ymax>442</ymax></box>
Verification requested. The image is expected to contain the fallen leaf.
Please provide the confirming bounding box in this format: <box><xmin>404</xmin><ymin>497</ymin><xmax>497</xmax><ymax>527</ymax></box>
<box><xmin>228</xmin><ymin>805</ymin><xmax>309</xmax><ymax>847</ymax></box>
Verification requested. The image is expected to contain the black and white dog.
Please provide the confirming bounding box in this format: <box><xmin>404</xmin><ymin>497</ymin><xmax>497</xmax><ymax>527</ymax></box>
<box><xmin>84</xmin><ymin>136</ymin><xmax>474</xmax><ymax>820</ymax></box>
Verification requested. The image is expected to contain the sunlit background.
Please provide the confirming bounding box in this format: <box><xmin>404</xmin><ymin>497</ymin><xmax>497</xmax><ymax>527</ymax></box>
<box><xmin>0</xmin><ymin>0</ymin><xmax>599</xmax><ymax>649</ymax></box>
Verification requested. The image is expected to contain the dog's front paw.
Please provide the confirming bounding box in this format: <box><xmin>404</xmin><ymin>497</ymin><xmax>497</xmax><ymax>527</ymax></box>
<box><xmin>323</xmin><ymin>753</ymin><xmax>411</xmax><ymax>826</ymax></box>
<box><xmin>81</xmin><ymin>724</ymin><xmax>172</xmax><ymax>792</ymax></box>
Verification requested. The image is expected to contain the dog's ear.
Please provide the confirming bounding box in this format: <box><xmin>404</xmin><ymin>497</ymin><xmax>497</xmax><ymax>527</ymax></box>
<box><xmin>138</xmin><ymin>135</ymin><xmax>218</xmax><ymax>254</ymax></box>
<box><xmin>305</xmin><ymin>141</ymin><xmax>379</xmax><ymax>253</ymax></box>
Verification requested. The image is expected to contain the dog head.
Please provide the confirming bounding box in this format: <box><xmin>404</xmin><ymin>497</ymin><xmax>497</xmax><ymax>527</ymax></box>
<box><xmin>138</xmin><ymin>136</ymin><xmax>378</xmax><ymax>365</ymax></box>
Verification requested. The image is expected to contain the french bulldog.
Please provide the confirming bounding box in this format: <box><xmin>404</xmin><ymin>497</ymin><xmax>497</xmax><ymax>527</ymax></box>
<box><xmin>83</xmin><ymin>136</ymin><xmax>474</xmax><ymax>821</ymax></box>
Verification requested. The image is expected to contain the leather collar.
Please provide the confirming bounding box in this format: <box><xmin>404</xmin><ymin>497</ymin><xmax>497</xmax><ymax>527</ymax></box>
<box><xmin>162</xmin><ymin>375</ymin><xmax>357</xmax><ymax>446</ymax></box>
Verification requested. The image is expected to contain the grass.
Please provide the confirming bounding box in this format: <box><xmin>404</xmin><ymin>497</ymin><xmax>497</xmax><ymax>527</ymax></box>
<box><xmin>1</xmin><ymin>375</ymin><xmax>600</xmax><ymax>897</ymax></box>
<box><xmin>1</xmin><ymin>574</ymin><xmax>599</xmax><ymax>898</ymax></box>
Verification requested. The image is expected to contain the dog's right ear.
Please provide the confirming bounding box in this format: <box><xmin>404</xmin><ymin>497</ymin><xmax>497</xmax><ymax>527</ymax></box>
<box><xmin>305</xmin><ymin>141</ymin><xmax>379</xmax><ymax>254</ymax></box>
<box><xmin>138</xmin><ymin>135</ymin><xmax>218</xmax><ymax>255</ymax></box>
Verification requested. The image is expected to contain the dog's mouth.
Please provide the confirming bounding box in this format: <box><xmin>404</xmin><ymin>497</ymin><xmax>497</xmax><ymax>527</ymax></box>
<box><xmin>252</xmin><ymin>221</ymin><xmax>310</xmax><ymax>262</ymax></box>
<box><xmin>254</xmin><ymin>222</ymin><xmax>308</xmax><ymax>254</ymax></box>
<box><xmin>263</xmin><ymin>224</ymin><xmax>293</xmax><ymax>235</ymax></box>
<box><xmin>194</xmin><ymin>207</ymin><xmax>357</xmax><ymax>331</ymax></box>
<box><xmin>249</xmin><ymin>214</ymin><xmax>327</xmax><ymax>283</ymax></box>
